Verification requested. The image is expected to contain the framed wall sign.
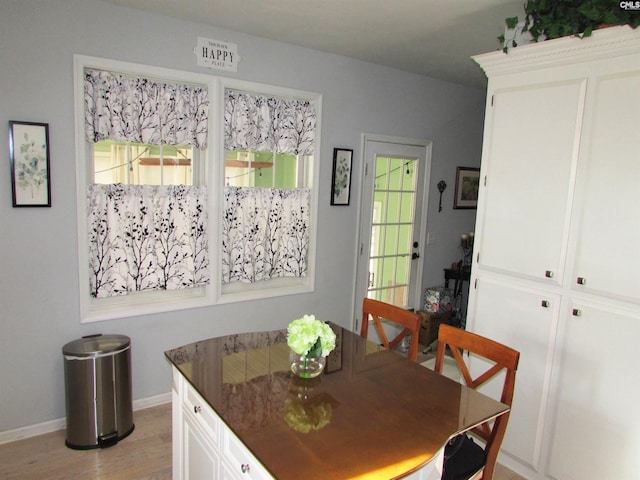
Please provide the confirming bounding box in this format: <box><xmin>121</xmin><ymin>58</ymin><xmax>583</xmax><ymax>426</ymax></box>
<box><xmin>9</xmin><ymin>121</ymin><xmax>51</xmax><ymax>207</ymax></box>
<box><xmin>331</xmin><ymin>148</ymin><xmax>353</xmax><ymax>206</ymax></box>
<box><xmin>453</xmin><ymin>166</ymin><xmax>479</xmax><ymax>210</ymax></box>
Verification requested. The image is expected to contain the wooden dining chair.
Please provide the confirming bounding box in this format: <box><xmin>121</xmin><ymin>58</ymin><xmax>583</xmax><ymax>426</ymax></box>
<box><xmin>435</xmin><ymin>324</ymin><xmax>520</xmax><ymax>480</ymax></box>
<box><xmin>360</xmin><ymin>298</ymin><xmax>421</xmax><ymax>362</ymax></box>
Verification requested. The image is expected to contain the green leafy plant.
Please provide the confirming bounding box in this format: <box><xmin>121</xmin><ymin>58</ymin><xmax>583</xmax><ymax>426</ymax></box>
<box><xmin>499</xmin><ymin>0</ymin><xmax>640</xmax><ymax>52</ymax></box>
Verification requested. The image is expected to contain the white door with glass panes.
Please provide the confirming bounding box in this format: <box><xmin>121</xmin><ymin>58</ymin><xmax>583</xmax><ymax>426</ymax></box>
<box><xmin>355</xmin><ymin>135</ymin><xmax>431</xmax><ymax>331</ymax></box>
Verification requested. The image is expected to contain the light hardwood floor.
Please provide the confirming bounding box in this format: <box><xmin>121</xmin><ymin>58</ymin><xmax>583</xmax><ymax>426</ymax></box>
<box><xmin>0</xmin><ymin>403</ymin><xmax>526</xmax><ymax>480</ymax></box>
<box><xmin>0</xmin><ymin>404</ymin><xmax>172</xmax><ymax>480</ymax></box>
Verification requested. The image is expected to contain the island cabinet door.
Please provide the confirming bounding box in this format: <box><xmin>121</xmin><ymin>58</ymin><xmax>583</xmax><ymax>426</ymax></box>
<box><xmin>220</xmin><ymin>428</ymin><xmax>273</xmax><ymax>480</ymax></box>
<box><xmin>182</xmin><ymin>410</ymin><xmax>219</xmax><ymax>480</ymax></box>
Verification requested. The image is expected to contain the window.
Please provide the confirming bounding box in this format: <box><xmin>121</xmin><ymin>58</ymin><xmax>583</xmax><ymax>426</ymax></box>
<box><xmin>74</xmin><ymin>56</ymin><xmax>320</xmax><ymax>321</ymax></box>
<box><xmin>220</xmin><ymin>87</ymin><xmax>317</xmax><ymax>294</ymax></box>
<box><xmin>93</xmin><ymin>141</ymin><xmax>198</xmax><ymax>186</ymax></box>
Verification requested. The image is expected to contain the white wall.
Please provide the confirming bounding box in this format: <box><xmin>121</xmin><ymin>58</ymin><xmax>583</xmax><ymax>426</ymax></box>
<box><xmin>0</xmin><ymin>0</ymin><xmax>484</xmax><ymax>433</ymax></box>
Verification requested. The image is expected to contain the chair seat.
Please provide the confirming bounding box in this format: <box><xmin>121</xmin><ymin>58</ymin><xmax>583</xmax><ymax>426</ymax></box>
<box><xmin>442</xmin><ymin>434</ymin><xmax>486</xmax><ymax>480</ymax></box>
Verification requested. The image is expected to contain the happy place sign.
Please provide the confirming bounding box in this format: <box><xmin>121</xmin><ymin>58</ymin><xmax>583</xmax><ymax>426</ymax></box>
<box><xmin>195</xmin><ymin>37</ymin><xmax>241</xmax><ymax>72</ymax></box>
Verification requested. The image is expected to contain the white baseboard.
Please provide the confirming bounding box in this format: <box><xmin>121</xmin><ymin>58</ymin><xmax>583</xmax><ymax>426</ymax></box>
<box><xmin>0</xmin><ymin>392</ymin><xmax>171</xmax><ymax>446</ymax></box>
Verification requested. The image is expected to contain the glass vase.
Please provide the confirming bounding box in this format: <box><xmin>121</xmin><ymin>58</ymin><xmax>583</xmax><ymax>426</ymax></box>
<box><xmin>290</xmin><ymin>350</ymin><xmax>326</xmax><ymax>378</ymax></box>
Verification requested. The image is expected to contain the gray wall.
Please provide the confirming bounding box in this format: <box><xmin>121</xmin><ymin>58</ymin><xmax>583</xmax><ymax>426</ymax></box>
<box><xmin>0</xmin><ymin>0</ymin><xmax>484</xmax><ymax>432</ymax></box>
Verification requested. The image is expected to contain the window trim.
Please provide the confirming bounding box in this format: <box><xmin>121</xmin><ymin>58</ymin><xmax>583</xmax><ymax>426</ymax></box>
<box><xmin>74</xmin><ymin>55</ymin><xmax>321</xmax><ymax>322</ymax></box>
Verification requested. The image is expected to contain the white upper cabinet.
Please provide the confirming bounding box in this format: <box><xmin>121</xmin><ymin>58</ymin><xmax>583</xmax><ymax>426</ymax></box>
<box><xmin>569</xmin><ymin>71</ymin><xmax>640</xmax><ymax>303</ymax></box>
<box><xmin>477</xmin><ymin>80</ymin><xmax>584</xmax><ymax>284</ymax></box>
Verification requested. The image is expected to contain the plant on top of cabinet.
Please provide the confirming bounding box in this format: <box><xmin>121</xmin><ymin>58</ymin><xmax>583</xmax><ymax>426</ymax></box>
<box><xmin>499</xmin><ymin>0</ymin><xmax>640</xmax><ymax>52</ymax></box>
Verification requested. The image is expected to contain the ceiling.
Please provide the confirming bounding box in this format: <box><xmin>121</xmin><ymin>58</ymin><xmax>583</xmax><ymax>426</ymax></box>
<box><xmin>102</xmin><ymin>0</ymin><xmax>525</xmax><ymax>90</ymax></box>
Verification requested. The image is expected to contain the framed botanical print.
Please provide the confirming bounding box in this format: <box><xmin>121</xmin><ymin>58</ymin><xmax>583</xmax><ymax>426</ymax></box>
<box><xmin>9</xmin><ymin>121</ymin><xmax>51</xmax><ymax>207</ymax></box>
<box><xmin>331</xmin><ymin>148</ymin><xmax>353</xmax><ymax>206</ymax></box>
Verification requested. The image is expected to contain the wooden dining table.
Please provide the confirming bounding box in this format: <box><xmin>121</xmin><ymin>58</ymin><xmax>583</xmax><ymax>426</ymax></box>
<box><xmin>165</xmin><ymin>322</ymin><xmax>509</xmax><ymax>479</ymax></box>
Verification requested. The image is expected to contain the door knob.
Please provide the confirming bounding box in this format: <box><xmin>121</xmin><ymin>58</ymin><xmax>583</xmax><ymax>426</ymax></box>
<box><xmin>411</xmin><ymin>252</ymin><xmax>420</xmax><ymax>260</ymax></box>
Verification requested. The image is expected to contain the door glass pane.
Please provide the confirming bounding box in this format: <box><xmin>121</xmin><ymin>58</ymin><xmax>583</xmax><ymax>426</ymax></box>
<box><xmin>374</xmin><ymin>193</ymin><xmax>387</xmax><ymax>224</ymax></box>
<box><xmin>397</xmin><ymin>225</ymin><xmax>411</xmax><ymax>255</ymax></box>
<box><xmin>402</xmin><ymin>160</ymin><xmax>417</xmax><ymax>190</ymax></box>
<box><xmin>375</xmin><ymin>156</ymin><xmax>389</xmax><ymax>190</ymax></box>
<box><xmin>385</xmin><ymin>192</ymin><xmax>401</xmax><ymax>223</ymax></box>
<box><xmin>388</xmin><ymin>157</ymin><xmax>404</xmax><ymax>190</ymax></box>
<box><xmin>400</xmin><ymin>192</ymin><xmax>415</xmax><ymax>223</ymax></box>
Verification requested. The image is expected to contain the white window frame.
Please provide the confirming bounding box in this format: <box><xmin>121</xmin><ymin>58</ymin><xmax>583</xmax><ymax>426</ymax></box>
<box><xmin>74</xmin><ymin>55</ymin><xmax>320</xmax><ymax>322</ymax></box>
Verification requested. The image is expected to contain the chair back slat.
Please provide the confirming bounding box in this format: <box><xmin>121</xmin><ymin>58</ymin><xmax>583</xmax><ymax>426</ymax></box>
<box><xmin>361</xmin><ymin>298</ymin><xmax>421</xmax><ymax>362</ymax></box>
<box><xmin>435</xmin><ymin>324</ymin><xmax>520</xmax><ymax>480</ymax></box>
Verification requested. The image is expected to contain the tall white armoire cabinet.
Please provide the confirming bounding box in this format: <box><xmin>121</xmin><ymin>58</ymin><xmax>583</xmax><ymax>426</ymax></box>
<box><xmin>469</xmin><ymin>26</ymin><xmax>640</xmax><ymax>480</ymax></box>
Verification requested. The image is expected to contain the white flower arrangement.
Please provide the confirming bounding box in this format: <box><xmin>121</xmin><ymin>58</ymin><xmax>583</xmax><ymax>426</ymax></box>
<box><xmin>287</xmin><ymin>314</ymin><xmax>336</xmax><ymax>357</ymax></box>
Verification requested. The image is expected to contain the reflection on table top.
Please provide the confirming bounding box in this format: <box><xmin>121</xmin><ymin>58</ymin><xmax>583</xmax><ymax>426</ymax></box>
<box><xmin>165</xmin><ymin>323</ymin><xmax>508</xmax><ymax>480</ymax></box>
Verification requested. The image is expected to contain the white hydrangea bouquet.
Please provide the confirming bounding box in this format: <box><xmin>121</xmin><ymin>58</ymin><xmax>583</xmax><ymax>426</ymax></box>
<box><xmin>287</xmin><ymin>314</ymin><xmax>336</xmax><ymax>358</ymax></box>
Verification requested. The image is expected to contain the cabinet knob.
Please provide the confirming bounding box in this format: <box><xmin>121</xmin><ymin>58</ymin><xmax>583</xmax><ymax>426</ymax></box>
<box><xmin>576</xmin><ymin>277</ymin><xmax>586</xmax><ymax>285</ymax></box>
<box><xmin>541</xmin><ymin>300</ymin><xmax>550</xmax><ymax>308</ymax></box>
<box><xmin>572</xmin><ymin>309</ymin><xmax>582</xmax><ymax>317</ymax></box>
<box><xmin>545</xmin><ymin>270</ymin><xmax>554</xmax><ymax>278</ymax></box>
<box><xmin>193</xmin><ymin>405</ymin><xmax>201</xmax><ymax>414</ymax></box>
<box><xmin>241</xmin><ymin>464</ymin><xmax>251</xmax><ymax>474</ymax></box>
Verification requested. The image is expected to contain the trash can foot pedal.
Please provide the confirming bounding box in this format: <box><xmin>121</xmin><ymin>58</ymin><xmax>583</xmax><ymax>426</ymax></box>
<box><xmin>98</xmin><ymin>432</ymin><xmax>119</xmax><ymax>448</ymax></box>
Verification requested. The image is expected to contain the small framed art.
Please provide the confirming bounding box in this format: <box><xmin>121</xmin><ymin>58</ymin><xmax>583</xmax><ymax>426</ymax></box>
<box><xmin>9</xmin><ymin>121</ymin><xmax>51</xmax><ymax>207</ymax></box>
<box><xmin>331</xmin><ymin>148</ymin><xmax>353</xmax><ymax>206</ymax></box>
<box><xmin>453</xmin><ymin>166</ymin><xmax>479</xmax><ymax>210</ymax></box>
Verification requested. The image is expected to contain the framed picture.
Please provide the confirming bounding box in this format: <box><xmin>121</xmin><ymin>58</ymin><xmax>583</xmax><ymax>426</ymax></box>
<box><xmin>453</xmin><ymin>166</ymin><xmax>479</xmax><ymax>210</ymax></box>
<box><xmin>331</xmin><ymin>148</ymin><xmax>353</xmax><ymax>206</ymax></box>
<box><xmin>9</xmin><ymin>121</ymin><xmax>51</xmax><ymax>207</ymax></box>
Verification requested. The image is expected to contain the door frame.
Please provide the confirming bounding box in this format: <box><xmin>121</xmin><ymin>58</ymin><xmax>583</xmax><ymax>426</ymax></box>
<box><xmin>351</xmin><ymin>133</ymin><xmax>433</xmax><ymax>332</ymax></box>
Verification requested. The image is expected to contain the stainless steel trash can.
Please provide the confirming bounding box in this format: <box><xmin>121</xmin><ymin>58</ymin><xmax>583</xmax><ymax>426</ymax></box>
<box><xmin>62</xmin><ymin>334</ymin><xmax>134</xmax><ymax>449</ymax></box>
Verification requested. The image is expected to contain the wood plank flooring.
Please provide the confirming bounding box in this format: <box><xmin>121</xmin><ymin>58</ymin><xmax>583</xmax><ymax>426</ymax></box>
<box><xmin>0</xmin><ymin>404</ymin><xmax>172</xmax><ymax>480</ymax></box>
<box><xmin>0</xmin><ymin>402</ymin><xmax>526</xmax><ymax>480</ymax></box>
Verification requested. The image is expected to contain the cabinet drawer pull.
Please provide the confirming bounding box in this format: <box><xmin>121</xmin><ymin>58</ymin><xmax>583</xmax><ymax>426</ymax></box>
<box><xmin>572</xmin><ymin>309</ymin><xmax>582</xmax><ymax>317</ymax></box>
<box><xmin>576</xmin><ymin>277</ymin><xmax>586</xmax><ymax>285</ymax></box>
<box><xmin>541</xmin><ymin>300</ymin><xmax>550</xmax><ymax>308</ymax></box>
<box><xmin>241</xmin><ymin>464</ymin><xmax>251</xmax><ymax>474</ymax></box>
<box><xmin>193</xmin><ymin>405</ymin><xmax>201</xmax><ymax>414</ymax></box>
<box><xmin>545</xmin><ymin>270</ymin><xmax>554</xmax><ymax>278</ymax></box>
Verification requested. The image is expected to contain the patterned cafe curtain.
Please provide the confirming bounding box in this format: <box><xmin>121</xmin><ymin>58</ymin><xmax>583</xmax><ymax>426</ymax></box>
<box><xmin>222</xmin><ymin>187</ymin><xmax>310</xmax><ymax>284</ymax></box>
<box><xmin>87</xmin><ymin>184</ymin><xmax>209</xmax><ymax>298</ymax></box>
<box><xmin>84</xmin><ymin>69</ymin><xmax>210</xmax><ymax>297</ymax></box>
<box><xmin>222</xmin><ymin>90</ymin><xmax>316</xmax><ymax>284</ymax></box>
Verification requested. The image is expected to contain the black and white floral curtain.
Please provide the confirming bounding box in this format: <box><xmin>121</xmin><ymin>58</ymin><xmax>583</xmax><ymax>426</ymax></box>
<box><xmin>224</xmin><ymin>89</ymin><xmax>315</xmax><ymax>155</ymax></box>
<box><xmin>87</xmin><ymin>184</ymin><xmax>209</xmax><ymax>298</ymax></box>
<box><xmin>84</xmin><ymin>69</ymin><xmax>210</xmax><ymax>298</ymax></box>
<box><xmin>84</xmin><ymin>69</ymin><xmax>209</xmax><ymax>148</ymax></box>
<box><xmin>222</xmin><ymin>90</ymin><xmax>316</xmax><ymax>284</ymax></box>
<box><xmin>222</xmin><ymin>187</ymin><xmax>310</xmax><ymax>284</ymax></box>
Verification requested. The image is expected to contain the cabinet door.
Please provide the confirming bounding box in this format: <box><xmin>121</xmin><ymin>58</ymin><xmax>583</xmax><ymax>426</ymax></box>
<box><xmin>570</xmin><ymin>71</ymin><xmax>640</xmax><ymax>303</ymax></box>
<box><xmin>477</xmin><ymin>80</ymin><xmax>585</xmax><ymax>283</ymax></box>
<box><xmin>221</xmin><ymin>428</ymin><xmax>273</xmax><ymax>480</ymax></box>
<box><xmin>183</xmin><ymin>410</ymin><xmax>219</xmax><ymax>480</ymax></box>
<box><xmin>548</xmin><ymin>300</ymin><xmax>640</xmax><ymax>479</ymax></box>
<box><xmin>469</xmin><ymin>277</ymin><xmax>559</xmax><ymax>470</ymax></box>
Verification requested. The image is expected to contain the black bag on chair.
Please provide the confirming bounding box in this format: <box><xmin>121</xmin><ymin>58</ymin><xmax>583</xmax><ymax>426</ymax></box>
<box><xmin>442</xmin><ymin>434</ymin><xmax>486</xmax><ymax>480</ymax></box>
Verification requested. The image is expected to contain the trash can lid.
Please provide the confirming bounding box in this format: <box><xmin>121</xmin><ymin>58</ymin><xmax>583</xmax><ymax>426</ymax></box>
<box><xmin>62</xmin><ymin>334</ymin><xmax>130</xmax><ymax>357</ymax></box>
